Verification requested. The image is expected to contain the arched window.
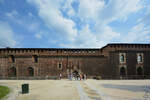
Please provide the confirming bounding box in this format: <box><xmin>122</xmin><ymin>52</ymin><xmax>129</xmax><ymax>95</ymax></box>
<box><xmin>120</xmin><ymin>55</ymin><xmax>125</xmax><ymax>62</ymax></box>
<box><xmin>28</xmin><ymin>67</ymin><xmax>34</xmax><ymax>76</ymax></box>
<box><xmin>120</xmin><ymin>67</ymin><xmax>126</xmax><ymax>76</ymax></box>
<box><xmin>58</xmin><ymin>62</ymin><xmax>62</xmax><ymax>70</ymax></box>
<box><xmin>137</xmin><ymin>55</ymin><xmax>142</xmax><ymax>63</ymax></box>
<box><xmin>9</xmin><ymin>67</ymin><xmax>16</xmax><ymax>77</ymax></box>
<box><xmin>137</xmin><ymin>67</ymin><xmax>143</xmax><ymax>75</ymax></box>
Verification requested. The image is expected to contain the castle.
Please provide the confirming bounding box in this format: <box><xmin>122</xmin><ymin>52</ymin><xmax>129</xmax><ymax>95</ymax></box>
<box><xmin>0</xmin><ymin>43</ymin><xmax>150</xmax><ymax>79</ymax></box>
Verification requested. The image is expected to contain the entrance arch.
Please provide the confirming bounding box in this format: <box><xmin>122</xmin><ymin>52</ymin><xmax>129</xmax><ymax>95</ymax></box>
<box><xmin>28</xmin><ymin>67</ymin><xmax>34</xmax><ymax>76</ymax></box>
<box><xmin>9</xmin><ymin>67</ymin><xmax>16</xmax><ymax>77</ymax></box>
<box><xmin>73</xmin><ymin>70</ymin><xmax>79</xmax><ymax>76</ymax></box>
<box><xmin>137</xmin><ymin>67</ymin><xmax>143</xmax><ymax>75</ymax></box>
<box><xmin>120</xmin><ymin>67</ymin><xmax>126</xmax><ymax>76</ymax></box>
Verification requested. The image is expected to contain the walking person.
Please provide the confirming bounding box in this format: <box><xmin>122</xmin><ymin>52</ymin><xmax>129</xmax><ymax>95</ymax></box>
<box><xmin>59</xmin><ymin>73</ymin><xmax>62</xmax><ymax>80</ymax></box>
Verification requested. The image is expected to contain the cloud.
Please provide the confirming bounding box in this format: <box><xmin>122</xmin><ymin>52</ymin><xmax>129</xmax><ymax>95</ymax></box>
<box><xmin>6</xmin><ymin>10</ymin><xmax>42</xmax><ymax>34</ymax></box>
<box><xmin>122</xmin><ymin>4</ymin><xmax>150</xmax><ymax>43</ymax></box>
<box><xmin>99</xmin><ymin>0</ymin><xmax>142</xmax><ymax>23</ymax></box>
<box><xmin>27</xmin><ymin>0</ymin><xmax>146</xmax><ymax>48</ymax></box>
<box><xmin>0</xmin><ymin>21</ymin><xmax>18</xmax><ymax>47</ymax></box>
<box><xmin>35</xmin><ymin>34</ymin><xmax>42</xmax><ymax>39</ymax></box>
<box><xmin>6</xmin><ymin>10</ymin><xmax>18</xmax><ymax>18</ymax></box>
<box><xmin>27</xmin><ymin>0</ymin><xmax>77</xmax><ymax>41</ymax></box>
<box><xmin>78</xmin><ymin>0</ymin><xmax>104</xmax><ymax>20</ymax></box>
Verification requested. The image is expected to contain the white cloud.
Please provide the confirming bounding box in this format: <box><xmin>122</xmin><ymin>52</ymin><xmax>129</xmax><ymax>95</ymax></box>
<box><xmin>78</xmin><ymin>0</ymin><xmax>104</xmax><ymax>20</ymax></box>
<box><xmin>27</xmin><ymin>0</ymin><xmax>77</xmax><ymax>41</ymax></box>
<box><xmin>27</xmin><ymin>0</ymin><xmax>146</xmax><ymax>48</ymax></box>
<box><xmin>99</xmin><ymin>0</ymin><xmax>142</xmax><ymax>23</ymax></box>
<box><xmin>122</xmin><ymin>23</ymin><xmax>150</xmax><ymax>42</ymax></box>
<box><xmin>6</xmin><ymin>10</ymin><xmax>18</xmax><ymax>19</ymax></box>
<box><xmin>29</xmin><ymin>22</ymin><xmax>39</xmax><ymax>31</ymax></box>
<box><xmin>122</xmin><ymin>4</ymin><xmax>150</xmax><ymax>43</ymax></box>
<box><xmin>6</xmin><ymin>10</ymin><xmax>41</xmax><ymax>33</ymax></box>
<box><xmin>62</xmin><ymin>0</ymin><xmax>76</xmax><ymax>17</ymax></box>
<box><xmin>60</xmin><ymin>24</ymin><xmax>120</xmax><ymax>48</ymax></box>
<box><xmin>35</xmin><ymin>34</ymin><xmax>42</xmax><ymax>39</ymax></box>
<box><xmin>0</xmin><ymin>21</ymin><xmax>18</xmax><ymax>47</ymax></box>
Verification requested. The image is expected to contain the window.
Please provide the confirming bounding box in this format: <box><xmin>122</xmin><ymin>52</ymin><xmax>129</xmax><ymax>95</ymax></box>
<box><xmin>137</xmin><ymin>53</ymin><xmax>143</xmax><ymax>63</ymax></box>
<box><xmin>119</xmin><ymin>53</ymin><xmax>126</xmax><ymax>63</ymax></box>
<box><xmin>28</xmin><ymin>67</ymin><xmax>34</xmax><ymax>76</ymax></box>
<box><xmin>120</xmin><ymin>55</ymin><xmax>124</xmax><ymax>62</ymax></box>
<box><xmin>9</xmin><ymin>55</ymin><xmax>15</xmax><ymax>63</ymax></box>
<box><xmin>9</xmin><ymin>67</ymin><xmax>16</xmax><ymax>77</ymax></box>
<box><xmin>33</xmin><ymin>55</ymin><xmax>38</xmax><ymax>63</ymax></box>
<box><xmin>120</xmin><ymin>67</ymin><xmax>126</xmax><ymax>76</ymax></box>
<box><xmin>137</xmin><ymin>66</ymin><xmax>143</xmax><ymax>75</ymax></box>
<box><xmin>58</xmin><ymin>62</ymin><xmax>62</xmax><ymax>70</ymax></box>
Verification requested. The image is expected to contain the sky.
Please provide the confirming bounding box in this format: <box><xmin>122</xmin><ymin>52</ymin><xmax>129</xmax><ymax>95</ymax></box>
<box><xmin>0</xmin><ymin>0</ymin><xmax>150</xmax><ymax>48</ymax></box>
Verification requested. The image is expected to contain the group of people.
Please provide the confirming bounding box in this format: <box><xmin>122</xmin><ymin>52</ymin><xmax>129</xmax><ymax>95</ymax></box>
<box><xmin>59</xmin><ymin>73</ymin><xmax>87</xmax><ymax>80</ymax></box>
<box><xmin>68</xmin><ymin>73</ymin><xmax>86</xmax><ymax>81</ymax></box>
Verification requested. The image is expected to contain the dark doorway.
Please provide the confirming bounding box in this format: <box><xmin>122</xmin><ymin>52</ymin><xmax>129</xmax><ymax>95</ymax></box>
<box><xmin>28</xmin><ymin>67</ymin><xmax>34</xmax><ymax>76</ymax></box>
<box><xmin>137</xmin><ymin>67</ymin><xmax>143</xmax><ymax>75</ymax></box>
<box><xmin>120</xmin><ymin>67</ymin><xmax>126</xmax><ymax>76</ymax></box>
<box><xmin>73</xmin><ymin>70</ymin><xmax>79</xmax><ymax>76</ymax></box>
<box><xmin>9</xmin><ymin>67</ymin><xmax>16</xmax><ymax>77</ymax></box>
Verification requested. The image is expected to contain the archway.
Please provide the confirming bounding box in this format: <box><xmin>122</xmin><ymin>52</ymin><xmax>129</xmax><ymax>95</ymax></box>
<box><xmin>120</xmin><ymin>67</ymin><xmax>126</xmax><ymax>76</ymax></box>
<box><xmin>73</xmin><ymin>70</ymin><xmax>79</xmax><ymax>76</ymax></box>
<box><xmin>9</xmin><ymin>67</ymin><xmax>16</xmax><ymax>77</ymax></box>
<box><xmin>137</xmin><ymin>67</ymin><xmax>143</xmax><ymax>75</ymax></box>
<box><xmin>28</xmin><ymin>67</ymin><xmax>34</xmax><ymax>76</ymax></box>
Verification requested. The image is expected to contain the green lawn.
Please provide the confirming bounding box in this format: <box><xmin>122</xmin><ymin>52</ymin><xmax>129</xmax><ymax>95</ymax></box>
<box><xmin>0</xmin><ymin>86</ymin><xmax>10</xmax><ymax>100</ymax></box>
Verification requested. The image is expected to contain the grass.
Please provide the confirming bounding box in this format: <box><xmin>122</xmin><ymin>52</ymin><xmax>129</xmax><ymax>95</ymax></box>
<box><xmin>0</xmin><ymin>86</ymin><xmax>10</xmax><ymax>100</ymax></box>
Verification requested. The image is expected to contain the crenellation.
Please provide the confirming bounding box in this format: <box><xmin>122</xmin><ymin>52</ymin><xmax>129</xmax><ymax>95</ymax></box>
<box><xmin>0</xmin><ymin>44</ymin><xmax>150</xmax><ymax>79</ymax></box>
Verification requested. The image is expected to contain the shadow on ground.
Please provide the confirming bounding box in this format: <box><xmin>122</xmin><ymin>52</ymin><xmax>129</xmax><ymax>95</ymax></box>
<box><xmin>102</xmin><ymin>84</ymin><xmax>150</xmax><ymax>92</ymax></box>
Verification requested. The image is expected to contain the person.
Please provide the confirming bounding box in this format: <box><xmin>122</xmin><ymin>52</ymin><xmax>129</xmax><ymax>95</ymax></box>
<box><xmin>82</xmin><ymin>74</ymin><xmax>84</xmax><ymax>80</ymax></box>
<box><xmin>84</xmin><ymin>74</ymin><xmax>86</xmax><ymax>80</ymax></box>
<box><xmin>80</xmin><ymin>74</ymin><xmax>82</xmax><ymax>80</ymax></box>
<box><xmin>59</xmin><ymin>73</ymin><xmax>62</xmax><ymax>80</ymax></box>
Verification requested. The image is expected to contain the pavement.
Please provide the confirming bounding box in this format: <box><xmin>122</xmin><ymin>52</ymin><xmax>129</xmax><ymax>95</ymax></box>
<box><xmin>0</xmin><ymin>79</ymin><xmax>150</xmax><ymax>100</ymax></box>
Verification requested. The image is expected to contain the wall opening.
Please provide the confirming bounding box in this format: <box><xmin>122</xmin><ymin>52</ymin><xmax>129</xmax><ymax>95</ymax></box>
<box><xmin>137</xmin><ymin>67</ymin><xmax>143</xmax><ymax>75</ymax></box>
<box><xmin>120</xmin><ymin>67</ymin><xmax>126</xmax><ymax>76</ymax></box>
<box><xmin>28</xmin><ymin>67</ymin><xmax>34</xmax><ymax>76</ymax></box>
<box><xmin>9</xmin><ymin>67</ymin><xmax>16</xmax><ymax>77</ymax></box>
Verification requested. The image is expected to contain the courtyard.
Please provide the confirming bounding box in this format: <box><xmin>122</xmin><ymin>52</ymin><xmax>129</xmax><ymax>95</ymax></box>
<box><xmin>0</xmin><ymin>79</ymin><xmax>150</xmax><ymax>100</ymax></box>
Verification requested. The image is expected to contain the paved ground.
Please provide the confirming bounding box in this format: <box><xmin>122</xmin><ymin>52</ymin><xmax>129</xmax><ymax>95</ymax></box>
<box><xmin>0</xmin><ymin>79</ymin><xmax>150</xmax><ymax>100</ymax></box>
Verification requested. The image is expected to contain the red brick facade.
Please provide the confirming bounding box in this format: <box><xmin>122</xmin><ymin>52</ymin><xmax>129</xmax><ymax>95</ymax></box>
<box><xmin>0</xmin><ymin>43</ymin><xmax>150</xmax><ymax>79</ymax></box>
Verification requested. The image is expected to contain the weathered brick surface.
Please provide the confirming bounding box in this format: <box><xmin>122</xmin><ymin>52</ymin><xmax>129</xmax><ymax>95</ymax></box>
<box><xmin>0</xmin><ymin>43</ymin><xmax>150</xmax><ymax>79</ymax></box>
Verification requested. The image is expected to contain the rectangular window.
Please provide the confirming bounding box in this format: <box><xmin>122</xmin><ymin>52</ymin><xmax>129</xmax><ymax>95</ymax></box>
<box><xmin>9</xmin><ymin>55</ymin><xmax>15</xmax><ymax>63</ymax></box>
<box><xmin>32</xmin><ymin>55</ymin><xmax>38</xmax><ymax>63</ymax></box>
<box><xmin>137</xmin><ymin>53</ymin><xmax>143</xmax><ymax>63</ymax></box>
<box><xmin>119</xmin><ymin>53</ymin><xmax>126</xmax><ymax>63</ymax></box>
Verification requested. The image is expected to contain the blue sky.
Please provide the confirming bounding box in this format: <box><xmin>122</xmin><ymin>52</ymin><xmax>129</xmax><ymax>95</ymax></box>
<box><xmin>0</xmin><ymin>0</ymin><xmax>150</xmax><ymax>48</ymax></box>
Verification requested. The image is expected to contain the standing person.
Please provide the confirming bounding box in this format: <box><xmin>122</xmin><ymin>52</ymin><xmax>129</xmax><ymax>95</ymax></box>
<box><xmin>82</xmin><ymin>74</ymin><xmax>84</xmax><ymax>80</ymax></box>
<box><xmin>80</xmin><ymin>74</ymin><xmax>82</xmax><ymax>80</ymax></box>
<box><xmin>84</xmin><ymin>74</ymin><xmax>87</xmax><ymax>80</ymax></box>
<box><xmin>59</xmin><ymin>73</ymin><xmax>62</xmax><ymax>80</ymax></box>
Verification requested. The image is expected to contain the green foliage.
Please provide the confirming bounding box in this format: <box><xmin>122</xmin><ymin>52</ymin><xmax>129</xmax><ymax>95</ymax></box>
<box><xmin>0</xmin><ymin>86</ymin><xmax>10</xmax><ymax>99</ymax></box>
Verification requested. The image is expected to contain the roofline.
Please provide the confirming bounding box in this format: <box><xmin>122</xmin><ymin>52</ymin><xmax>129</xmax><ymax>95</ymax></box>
<box><xmin>0</xmin><ymin>43</ymin><xmax>150</xmax><ymax>50</ymax></box>
<box><xmin>0</xmin><ymin>48</ymin><xmax>100</xmax><ymax>50</ymax></box>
